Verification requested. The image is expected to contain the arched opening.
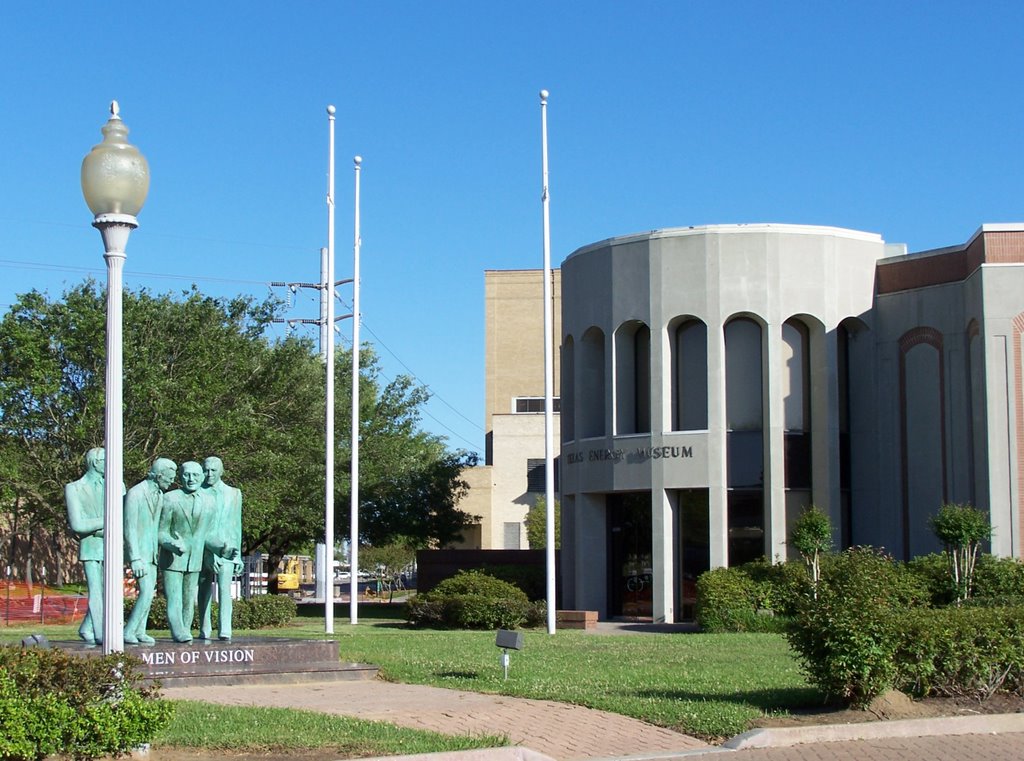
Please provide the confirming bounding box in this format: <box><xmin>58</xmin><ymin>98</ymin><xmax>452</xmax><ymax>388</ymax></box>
<box><xmin>671</xmin><ymin>318</ymin><xmax>708</xmax><ymax>431</ymax></box>
<box><xmin>580</xmin><ymin>327</ymin><xmax>606</xmax><ymax>439</ymax></box>
<box><xmin>725</xmin><ymin>316</ymin><xmax>765</xmax><ymax>565</ymax></box>
<box><xmin>615</xmin><ymin>321</ymin><xmax>650</xmax><ymax>435</ymax></box>
<box><xmin>561</xmin><ymin>335</ymin><xmax>576</xmax><ymax>443</ymax></box>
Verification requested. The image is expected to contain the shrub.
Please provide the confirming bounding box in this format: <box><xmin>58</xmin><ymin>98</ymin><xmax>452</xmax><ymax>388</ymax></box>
<box><xmin>895</xmin><ymin>605</ymin><xmax>1024</xmax><ymax>699</ymax></box>
<box><xmin>405</xmin><ymin>570</ymin><xmax>530</xmax><ymax>629</ymax></box>
<box><xmin>695</xmin><ymin>560</ymin><xmax>805</xmax><ymax>632</ymax></box>
<box><xmin>787</xmin><ymin>546</ymin><xmax>928</xmax><ymax>706</ymax></box>
<box><xmin>524</xmin><ymin>599</ymin><xmax>547</xmax><ymax>628</ymax></box>
<box><xmin>929</xmin><ymin>503</ymin><xmax>991</xmax><ymax>603</ymax></box>
<box><xmin>972</xmin><ymin>555</ymin><xmax>1024</xmax><ymax>604</ymax></box>
<box><xmin>233</xmin><ymin>594</ymin><xmax>297</xmax><ymax>629</ymax></box>
<box><xmin>906</xmin><ymin>553</ymin><xmax>957</xmax><ymax>606</ymax></box>
<box><xmin>0</xmin><ymin>645</ymin><xmax>172</xmax><ymax>761</ymax></box>
<box><xmin>790</xmin><ymin>505</ymin><xmax>833</xmax><ymax>591</ymax></box>
<box><xmin>125</xmin><ymin>593</ymin><xmax>296</xmax><ymax>632</ymax></box>
<box><xmin>695</xmin><ymin>567</ymin><xmax>756</xmax><ymax>632</ymax></box>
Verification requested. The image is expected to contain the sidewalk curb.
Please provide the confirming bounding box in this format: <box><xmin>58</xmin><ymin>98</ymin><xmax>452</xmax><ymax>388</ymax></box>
<box><xmin>355</xmin><ymin>748</ymin><xmax>557</xmax><ymax>761</ymax></box>
<box><xmin>723</xmin><ymin>712</ymin><xmax>1024</xmax><ymax>750</ymax></box>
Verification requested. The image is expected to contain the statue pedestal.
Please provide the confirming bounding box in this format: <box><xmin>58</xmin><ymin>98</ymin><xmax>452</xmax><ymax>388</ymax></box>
<box><xmin>58</xmin><ymin>637</ymin><xmax>378</xmax><ymax>686</ymax></box>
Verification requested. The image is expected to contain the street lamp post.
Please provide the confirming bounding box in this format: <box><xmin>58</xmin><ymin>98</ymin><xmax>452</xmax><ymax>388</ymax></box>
<box><xmin>81</xmin><ymin>101</ymin><xmax>149</xmax><ymax>654</ymax></box>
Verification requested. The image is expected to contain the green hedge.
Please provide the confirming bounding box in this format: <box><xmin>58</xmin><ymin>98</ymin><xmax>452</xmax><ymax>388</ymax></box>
<box><xmin>787</xmin><ymin>547</ymin><xmax>929</xmax><ymax>707</ymax></box>
<box><xmin>406</xmin><ymin>570</ymin><xmax>537</xmax><ymax>629</ymax></box>
<box><xmin>0</xmin><ymin>646</ymin><xmax>171</xmax><ymax>761</ymax></box>
<box><xmin>895</xmin><ymin>606</ymin><xmax>1024</xmax><ymax>699</ymax></box>
<box><xmin>125</xmin><ymin>593</ymin><xmax>296</xmax><ymax>631</ymax></box>
<box><xmin>694</xmin><ymin>560</ymin><xmax>801</xmax><ymax>632</ymax></box>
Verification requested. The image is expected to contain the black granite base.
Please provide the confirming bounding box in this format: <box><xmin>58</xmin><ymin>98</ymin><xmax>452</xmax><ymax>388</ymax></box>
<box><xmin>56</xmin><ymin>637</ymin><xmax>379</xmax><ymax>686</ymax></box>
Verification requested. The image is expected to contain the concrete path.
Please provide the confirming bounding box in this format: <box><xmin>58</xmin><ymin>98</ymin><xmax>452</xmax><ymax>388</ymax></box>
<box><xmin>162</xmin><ymin>678</ymin><xmax>1024</xmax><ymax>761</ymax></box>
<box><xmin>162</xmin><ymin>680</ymin><xmax>710</xmax><ymax>760</ymax></box>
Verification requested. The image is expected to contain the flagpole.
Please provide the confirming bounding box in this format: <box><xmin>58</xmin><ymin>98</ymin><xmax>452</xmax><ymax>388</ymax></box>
<box><xmin>350</xmin><ymin>155</ymin><xmax>362</xmax><ymax>625</ymax></box>
<box><xmin>540</xmin><ymin>89</ymin><xmax>556</xmax><ymax>634</ymax></box>
<box><xmin>325</xmin><ymin>105</ymin><xmax>336</xmax><ymax>634</ymax></box>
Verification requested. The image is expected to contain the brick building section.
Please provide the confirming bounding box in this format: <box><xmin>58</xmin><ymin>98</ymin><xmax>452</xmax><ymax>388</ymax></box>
<box><xmin>881</xmin><ymin>230</ymin><xmax>1024</xmax><ymax>557</ymax></box>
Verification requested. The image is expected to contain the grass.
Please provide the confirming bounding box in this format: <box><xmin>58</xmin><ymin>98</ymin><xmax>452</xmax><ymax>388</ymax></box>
<box><xmin>322</xmin><ymin>619</ymin><xmax>820</xmax><ymax>740</ymax></box>
<box><xmin>0</xmin><ymin>605</ymin><xmax>823</xmax><ymax>742</ymax></box>
<box><xmin>156</xmin><ymin>700</ymin><xmax>506</xmax><ymax>755</ymax></box>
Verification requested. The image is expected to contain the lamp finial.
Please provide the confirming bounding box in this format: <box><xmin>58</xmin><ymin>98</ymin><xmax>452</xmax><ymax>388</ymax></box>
<box><xmin>110</xmin><ymin>101</ymin><xmax>121</xmax><ymax>120</ymax></box>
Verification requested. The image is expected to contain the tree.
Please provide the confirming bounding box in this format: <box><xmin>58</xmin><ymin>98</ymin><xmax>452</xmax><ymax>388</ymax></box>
<box><xmin>0</xmin><ymin>281</ymin><xmax>477</xmax><ymax>585</ymax></box>
<box><xmin>360</xmin><ymin>540</ymin><xmax>416</xmax><ymax>602</ymax></box>
<box><xmin>929</xmin><ymin>503</ymin><xmax>991</xmax><ymax>604</ymax></box>
<box><xmin>525</xmin><ymin>495</ymin><xmax>560</xmax><ymax>549</ymax></box>
<box><xmin>790</xmin><ymin>505</ymin><xmax>833</xmax><ymax>595</ymax></box>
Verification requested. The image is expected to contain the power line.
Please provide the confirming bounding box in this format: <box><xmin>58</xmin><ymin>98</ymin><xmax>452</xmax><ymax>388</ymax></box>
<box><xmin>333</xmin><ymin>294</ymin><xmax>485</xmax><ymax>435</ymax></box>
<box><xmin>0</xmin><ymin>255</ymin><xmax>485</xmax><ymax>451</ymax></box>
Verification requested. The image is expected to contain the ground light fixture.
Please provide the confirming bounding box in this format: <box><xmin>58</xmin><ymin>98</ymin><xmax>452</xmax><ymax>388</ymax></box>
<box><xmin>495</xmin><ymin>629</ymin><xmax>524</xmax><ymax>680</ymax></box>
<box><xmin>81</xmin><ymin>100</ymin><xmax>150</xmax><ymax>654</ymax></box>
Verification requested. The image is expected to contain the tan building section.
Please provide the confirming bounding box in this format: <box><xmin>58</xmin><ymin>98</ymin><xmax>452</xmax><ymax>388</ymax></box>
<box><xmin>458</xmin><ymin>270</ymin><xmax>561</xmax><ymax>549</ymax></box>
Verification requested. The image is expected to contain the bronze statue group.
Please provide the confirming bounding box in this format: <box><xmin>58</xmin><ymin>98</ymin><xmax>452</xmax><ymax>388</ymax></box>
<box><xmin>65</xmin><ymin>450</ymin><xmax>243</xmax><ymax>645</ymax></box>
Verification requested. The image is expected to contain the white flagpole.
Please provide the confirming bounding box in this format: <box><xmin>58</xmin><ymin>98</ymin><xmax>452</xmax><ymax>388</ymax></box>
<box><xmin>325</xmin><ymin>105</ymin><xmax>336</xmax><ymax>634</ymax></box>
<box><xmin>540</xmin><ymin>89</ymin><xmax>556</xmax><ymax>634</ymax></box>
<box><xmin>350</xmin><ymin>155</ymin><xmax>362</xmax><ymax>625</ymax></box>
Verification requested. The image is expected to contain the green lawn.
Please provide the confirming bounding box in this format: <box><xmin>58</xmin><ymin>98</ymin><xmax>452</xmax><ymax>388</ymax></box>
<box><xmin>157</xmin><ymin>700</ymin><xmax>506</xmax><ymax>755</ymax></box>
<box><xmin>1</xmin><ymin>607</ymin><xmax>822</xmax><ymax>743</ymax></box>
<box><xmin>322</xmin><ymin>619</ymin><xmax>820</xmax><ymax>739</ymax></box>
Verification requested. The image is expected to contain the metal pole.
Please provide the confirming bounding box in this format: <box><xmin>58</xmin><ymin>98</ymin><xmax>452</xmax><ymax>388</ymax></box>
<box><xmin>540</xmin><ymin>89</ymin><xmax>556</xmax><ymax>634</ymax></box>
<box><xmin>103</xmin><ymin>246</ymin><xmax>126</xmax><ymax>653</ymax></box>
<box><xmin>325</xmin><ymin>105</ymin><xmax>336</xmax><ymax>635</ymax></box>
<box><xmin>319</xmin><ymin>247</ymin><xmax>329</xmax><ymax>359</ymax></box>
<box><xmin>350</xmin><ymin>155</ymin><xmax>362</xmax><ymax>625</ymax></box>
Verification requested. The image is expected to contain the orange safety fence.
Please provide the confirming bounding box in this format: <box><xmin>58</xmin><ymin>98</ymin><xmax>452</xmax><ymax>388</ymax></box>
<box><xmin>0</xmin><ymin>581</ymin><xmax>87</xmax><ymax>625</ymax></box>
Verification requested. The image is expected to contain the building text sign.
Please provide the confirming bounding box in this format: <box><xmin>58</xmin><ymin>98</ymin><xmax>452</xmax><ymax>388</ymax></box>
<box><xmin>565</xmin><ymin>444</ymin><xmax>695</xmax><ymax>465</ymax></box>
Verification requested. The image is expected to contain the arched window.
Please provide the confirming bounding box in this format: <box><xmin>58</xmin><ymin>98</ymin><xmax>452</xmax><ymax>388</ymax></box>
<box><xmin>615</xmin><ymin>321</ymin><xmax>650</xmax><ymax>434</ymax></box>
<box><xmin>580</xmin><ymin>327</ymin><xmax>606</xmax><ymax>439</ymax></box>
<box><xmin>671</xmin><ymin>319</ymin><xmax>708</xmax><ymax>431</ymax></box>
<box><xmin>725</xmin><ymin>317</ymin><xmax>765</xmax><ymax>565</ymax></box>
<box><xmin>899</xmin><ymin>327</ymin><xmax>946</xmax><ymax>559</ymax></box>
<box><xmin>782</xmin><ymin>319</ymin><xmax>812</xmax><ymax>559</ymax></box>
<box><xmin>561</xmin><ymin>335</ymin><xmax>575</xmax><ymax>443</ymax></box>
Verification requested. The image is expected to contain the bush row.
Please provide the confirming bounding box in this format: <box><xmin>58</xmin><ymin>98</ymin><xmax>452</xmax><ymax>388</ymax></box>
<box><xmin>0</xmin><ymin>646</ymin><xmax>171</xmax><ymax>761</ymax></box>
<box><xmin>406</xmin><ymin>570</ymin><xmax>545</xmax><ymax>629</ymax></box>
<box><xmin>125</xmin><ymin>593</ymin><xmax>296</xmax><ymax>631</ymax></box>
<box><xmin>697</xmin><ymin>548</ymin><xmax>1024</xmax><ymax>706</ymax></box>
<box><xmin>696</xmin><ymin>552</ymin><xmax>1024</xmax><ymax>632</ymax></box>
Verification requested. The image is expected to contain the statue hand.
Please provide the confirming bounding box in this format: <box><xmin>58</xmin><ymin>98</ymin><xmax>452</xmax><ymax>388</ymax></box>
<box><xmin>225</xmin><ymin>547</ymin><xmax>238</xmax><ymax>560</ymax></box>
<box><xmin>130</xmin><ymin>559</ymin><xmax>147</xmax><ymax>578</ymax></box>
<box><xmin>173</xmin><ymin>541</ymin><xmax>186</xmax><ymax>555</ymax></box>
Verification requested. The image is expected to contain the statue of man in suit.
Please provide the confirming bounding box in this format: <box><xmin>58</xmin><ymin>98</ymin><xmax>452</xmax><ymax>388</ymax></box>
<box><xmin>197</xmin><ymin>455</ymin><xmax>243</xmax><ymax>641</ymax></box>
<box><xmin>158</xmin><ymin>461</ymin><xmax>215</xmax><ymax>643</ymax></box>
<box><xmin>123</xmin><ymin>457</ymin><xmax>177</xmax><ymax>645</ymax></box>
<box><xmin>65</xmin><ymin>447</ymin><xmax>107</xmax><ymax>645</ymax></box>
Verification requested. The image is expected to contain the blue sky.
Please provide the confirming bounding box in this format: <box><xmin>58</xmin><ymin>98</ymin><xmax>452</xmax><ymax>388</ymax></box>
<box><xmin>3</xmin><ymin>2</ymin><xmax>1024</xmax><ymax>455</ymax></box>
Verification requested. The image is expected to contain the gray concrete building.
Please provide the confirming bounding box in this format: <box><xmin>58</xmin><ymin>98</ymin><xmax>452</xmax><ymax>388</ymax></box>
<box><xmin>558</xmin><ymin>223</ymin><xmax>1024</xmax><ymax>622</ymax></box>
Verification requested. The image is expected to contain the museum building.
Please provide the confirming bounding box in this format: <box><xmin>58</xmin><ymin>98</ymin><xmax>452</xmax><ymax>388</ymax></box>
<box><xmin>557</xmin><ymin>222</ymin><xmax>1024</xmax><ymax>622</ymax></box>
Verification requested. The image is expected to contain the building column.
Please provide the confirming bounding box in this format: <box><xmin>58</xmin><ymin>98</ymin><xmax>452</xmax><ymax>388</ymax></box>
<box><xmin>575</xmin><ymin>492</ymin><xmax>608</xmax><ymax>617</ymax></box>
<box><xmin>651</xmin><ymin>488</ymin><xmax>675</xmax><ymax>623</ymax></box>
<box><xmin>811</xmin><ymin>326</ymin><xmax>841</xmax><ymax>538</ymax></box>
<box><xmin>764</xmin><ymin>321</ymin><xmax>787</xmax><ymax>561</ymax></box>
<box><xmin>707</xmin><ymin>321</ymin><xmax>729</xmax><ymax>568</ymax></box>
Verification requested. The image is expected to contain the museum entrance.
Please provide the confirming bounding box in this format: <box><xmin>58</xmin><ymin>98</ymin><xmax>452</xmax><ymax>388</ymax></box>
<box><xmin>607</xmin><ymin>492</ymin><xmax>653</xmax><ymax>620</ymax></box>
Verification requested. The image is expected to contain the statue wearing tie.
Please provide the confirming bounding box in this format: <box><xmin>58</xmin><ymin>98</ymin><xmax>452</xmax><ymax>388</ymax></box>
<box><xmin>158</xmin><ymin>461</ymin><xmax>215</xmax><ymax>643</ymax></box>
<box><xmin>197</xmin><ymin>456</ymin><xmax>243</xmax><ymax>641</ymax></box>
<box><xmin>123</xmin><ymin>457</ymin><xmax>177</xmax><ymax>645</ymax></box>
<box><xmin>64</xmin><ymin>447</ymin><xmax>107</xmax><ymax>645</ymax></box>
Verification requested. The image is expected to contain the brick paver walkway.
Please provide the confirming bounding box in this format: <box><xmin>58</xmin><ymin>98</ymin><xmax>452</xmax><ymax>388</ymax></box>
<box><xmin>162</xmin><ymin>680</ymin><xmax>710</xmax><ymax>760</ymax></box>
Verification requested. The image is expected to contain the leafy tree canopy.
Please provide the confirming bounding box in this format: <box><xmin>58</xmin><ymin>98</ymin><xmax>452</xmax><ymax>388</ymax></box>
<box><xmin>525</xmin><ymin>495</ymin><xmax>560</xmax><ymax>549</ymax></box>
<box><xmin>0</xmin><ymin>281</ymin><xmax>477</xmax><ymax>578</ymax></box>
